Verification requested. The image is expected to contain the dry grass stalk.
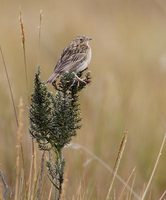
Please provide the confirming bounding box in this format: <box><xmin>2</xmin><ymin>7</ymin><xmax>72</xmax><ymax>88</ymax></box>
<box><xmin>19</xmin><ymin>10</ymin><xmax>29</xmax><ymax>102</ymax></box>
<box><xmin>0</xmin><ymin>186</ymin><xmax>2</xmax><ymax>199</ymax></box>
<box><xmin>71</xmin><ymin>179</ymin><xmax>86</xmax><ymax>200</ymax></box>
<box><xmin>158</xmin><ymin>190</ymin><xmax>166</xmax><ymax>200</ymax></box>
<box><xmin>25</xmin><ymin>12</ymin><xmax>44</xmax><ymax>197</ymax></box>
<box><xmin>106</xmin><ymin>131</ymin><xmax>127</xmax><ymax>200</ymax></box>
<box><xmin>0</xmin><ymin>46</ymin><xmax>18</xmax><ymax>126</ymax></box>
<box><xmin>37</xmin><ymin>9</ymin><xmax>43</xmax><ymax>64</ymax></box>
<box><xmin>118</xmin><ymin>167</ymin><xmax>136</xmax><ymax>200</ymax></box>
<box><xmin>14</xmin><ymin>98</ymin><xmax>24</xmax><ymax>200</ymax></box>
<box><xmin>113</xmin><ymin>189</ymin><xmax>116</xmax><ymax>200</ymax></box>
<box><xmin>27</xmin><ymin>155</ymin><xmax>33</xmax><ymax>199</ymax></box>
<box><xmin>48</xmin><ymin>185</ymin><xmax>53</xmax><ymax>200</ymax></box>
<box><xmin>30</xmin><ymin>141</ymin><xmax>37</xmax><ymax>200</ymax></box>
<box><xmin>69</xmin><ymin>143</ymin><xmax>141</xmax><ymax>200</ymax></box>
<box><xmin>0</xmin><ymin>170</ymin><xmax>10</xmax><ymax>199</ymax></box>
<box><xmin>127</xmin><ymin>174</ymin><xmax>136</xmax><ymax>200</ymax></box>
<box><xmin>36</xmin><ymin>151</ymin><xmax>45</xmax><ymax>200</ymax></box>
<box><xmin>74</xmin><ymin>181</ymin><xmax>84</xmax><ymax>200</ymax></box>
<box><xmin>141</xmin><ymin>133</ymin><xmax>166</xmax><ymax>200</ymax></box>
<box><xmin>139</xmin><ymin>183</ymin><xmax>146</xmax><ymax>198</ymax></box>
<box><xmin>19</xmin><ymin>169</ymin><xmax>25</xmax><ymax>200</ymax></box>
<box><xmin>27</xmin><ymin>139</ymin><xmax>37</xmax><ymax>200</ymax></box>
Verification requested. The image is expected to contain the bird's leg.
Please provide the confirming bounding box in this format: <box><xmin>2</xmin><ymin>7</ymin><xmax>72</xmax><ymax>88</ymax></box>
<box><xmin>72</xmin><ymin>72</ymin><xmax>86</xmax><ymax>84</ymax></box>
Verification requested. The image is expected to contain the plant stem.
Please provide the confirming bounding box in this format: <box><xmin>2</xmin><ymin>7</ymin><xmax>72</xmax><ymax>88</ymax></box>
<box><xmin>55</xmin><ymin>149</ymin><xmax>64</xmax><ymax>200</ymax></box>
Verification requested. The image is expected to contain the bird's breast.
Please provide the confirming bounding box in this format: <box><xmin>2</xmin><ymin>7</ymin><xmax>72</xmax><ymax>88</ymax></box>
<box><xmin>87</xmin><ymin>47</ymin><xmax>92</xmax><ymax>64</ymax></box>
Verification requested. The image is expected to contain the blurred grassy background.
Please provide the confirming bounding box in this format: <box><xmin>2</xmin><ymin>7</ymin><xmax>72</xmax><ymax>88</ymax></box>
<box><xmin>0</xmin><ymin>0</ymin><xmax>166</xmax><ymax>199</ymax></box>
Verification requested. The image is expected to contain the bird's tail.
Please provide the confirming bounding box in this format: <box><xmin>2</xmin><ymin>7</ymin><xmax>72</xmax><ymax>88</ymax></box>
<box><xmin>46</xmin><ymin>72</ymin><xmax>58</xmax><ymax>84</ymax></box>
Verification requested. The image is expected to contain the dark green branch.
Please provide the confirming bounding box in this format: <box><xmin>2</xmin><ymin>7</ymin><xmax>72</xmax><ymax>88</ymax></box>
<box><xmin>29</xmin><ymin>68</ymin><xmax>91</xmax><ymax>200</ymax></box>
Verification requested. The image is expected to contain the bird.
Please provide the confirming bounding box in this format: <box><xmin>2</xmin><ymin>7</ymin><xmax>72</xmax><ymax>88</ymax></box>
<box><xmin>46</xmin><ymin>35</ymin><xmax>92</xmax><ymax>84</ymax></box>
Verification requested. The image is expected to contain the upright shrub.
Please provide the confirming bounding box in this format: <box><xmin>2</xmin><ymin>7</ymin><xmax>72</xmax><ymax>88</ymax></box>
<box><xmin>29</xmin><ymin>68</ymin><xmax>90</xmax><ymax>200</ymax></box>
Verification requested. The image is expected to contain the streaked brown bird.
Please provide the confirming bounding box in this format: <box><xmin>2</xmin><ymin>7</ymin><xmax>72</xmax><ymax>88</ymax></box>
<box><xmin>47</xmin><ymin>35</ymin><xmax>92</xmax><ymax>84</ymax></box>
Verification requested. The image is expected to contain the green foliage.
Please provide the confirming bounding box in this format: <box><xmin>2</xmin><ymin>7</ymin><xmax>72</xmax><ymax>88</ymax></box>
<box><xmin>30</xmin><ymin>70</ymin><xmax>89</xmax><ymax>151</ymax></box>
<box><xmin>29</xmin><ymin>69</ymin><xmax>52</xmax><ymax>150</ymax></box>
<box><xmin>29</xmin><ymin>69</ymin><xmax>90</xmax><ymax>199</ymax></box>
<box><xmin>49</xmin><ymin>73</ymin><xmax>82</xmax><ymax>150</ymax></box>
<box><xmin>30</xmin><ymin>70</ymin><xmax>89</xmax><ymax>150</ymax></box>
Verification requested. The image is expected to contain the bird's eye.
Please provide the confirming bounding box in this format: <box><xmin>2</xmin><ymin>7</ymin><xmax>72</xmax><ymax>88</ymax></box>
<box><xmin>80</xmin><ymin>39</ymin><xmax>83</xmax><ymax>42</ymax></box>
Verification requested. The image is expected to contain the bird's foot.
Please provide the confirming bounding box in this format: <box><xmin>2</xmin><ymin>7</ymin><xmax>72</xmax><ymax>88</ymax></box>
<box><xmin>72</xmin><ymin>72</ymin><xmax>87</xmax><ymax>84</ymax></box>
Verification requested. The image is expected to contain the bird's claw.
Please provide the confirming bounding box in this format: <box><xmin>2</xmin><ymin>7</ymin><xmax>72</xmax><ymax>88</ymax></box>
<box><xmin>72</xmin><ymin>72</ymin><xmax>86</xmax><ymax>84</ymax></box>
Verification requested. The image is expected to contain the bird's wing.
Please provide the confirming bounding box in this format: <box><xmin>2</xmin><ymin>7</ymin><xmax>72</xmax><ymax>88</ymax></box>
<box><xmin>54</xmin><ymin>45</ymin><xmax>87</xmax><ymax>74</ymax></box>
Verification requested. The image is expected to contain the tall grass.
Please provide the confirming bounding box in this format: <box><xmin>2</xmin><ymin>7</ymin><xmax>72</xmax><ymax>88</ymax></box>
<box><xmin>19</xmin><ymin>10</ymin><xmax>29</xmax><ymax>103</ymax></box>
<box><xmin>1</xmin><ymin>2</ymin><xmax>166</xmax><ymax>199</ymax></box>
<box><xmin>0</xmin><ymin>47</ymin><xmax>18</xmax><ymax>126</ymax></box>
<box><xmin>106</xmin><ymin>131</ymin><xmax>127</xmax><ymax>200</ymax></box>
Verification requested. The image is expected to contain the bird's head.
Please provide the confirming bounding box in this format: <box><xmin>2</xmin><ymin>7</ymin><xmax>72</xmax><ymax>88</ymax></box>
<box><xmin>74</xmin><ymin>35</ymin><xmax>92</xmax><ymax>45</ymax></box>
